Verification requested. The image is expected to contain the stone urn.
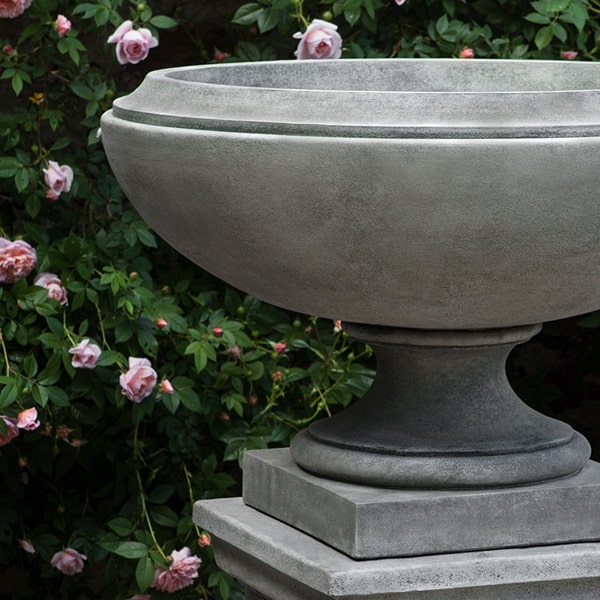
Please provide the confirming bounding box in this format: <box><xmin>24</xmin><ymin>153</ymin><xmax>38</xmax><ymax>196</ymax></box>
<box><xmin>101</xmin><ymin>58</ymin><xmax>600</xmax><ymax>491</ymax></box>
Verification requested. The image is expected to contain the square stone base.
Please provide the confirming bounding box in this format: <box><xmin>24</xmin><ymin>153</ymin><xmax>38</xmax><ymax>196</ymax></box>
<box><xmin>194</xmin><ymin>497</ymin><xmax>600</xmax><ymax>600</ymax></box>
<box><xmin>242</xmin><ymin>449</ymin><xmax>600</xmax><ymax>559</ymax></box>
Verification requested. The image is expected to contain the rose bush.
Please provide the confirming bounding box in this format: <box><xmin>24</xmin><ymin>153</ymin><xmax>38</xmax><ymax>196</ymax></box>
<box><xmin>1</xmin><ymin>0</ymin><xmax>599</xmax><ymax>598</ymax></box>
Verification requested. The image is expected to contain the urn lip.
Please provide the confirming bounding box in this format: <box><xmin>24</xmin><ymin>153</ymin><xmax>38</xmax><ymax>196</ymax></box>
<box><xmin>111</xmin><ymin>59</ymin><xmax>600</xmax><ymax>138</ymax></box>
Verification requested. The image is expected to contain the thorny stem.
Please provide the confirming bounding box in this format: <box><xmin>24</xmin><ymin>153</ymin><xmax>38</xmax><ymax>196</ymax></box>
<box><xmin>134</xmin><ymin>422</ymin><xmax>169</xmax><ymax>563</ymax></box>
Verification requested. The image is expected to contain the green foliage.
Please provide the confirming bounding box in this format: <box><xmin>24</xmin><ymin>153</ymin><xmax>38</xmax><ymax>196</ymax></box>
<box><xmin>1</xmin><ymin>0</ymin><xmax>600</xmax><ymax>597</ymax></box>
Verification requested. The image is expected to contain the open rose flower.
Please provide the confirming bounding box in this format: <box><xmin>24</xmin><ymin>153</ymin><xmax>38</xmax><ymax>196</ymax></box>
<box><xmin>68</xmin><ymin>339</ymin><xmax>101</xmax><ymax>369</ymax></box>
<box><xmin>43</xmin><ymin>161</ymin><xmax>73</xmax><ymax>200</ymax></box>
<box><xmin>50</xmin><ymin>548</ymin><xmax>86</xmax><ymax>575</ymax></box>
<box><xmin>0</xmin><ymin>238</ymin><xmax>36</xmax><ymax>284</ymax></box>
<box><xmin>54</xmin><ymin>14</ymin><xmax>71</xmax><ymax>37</ymax></box>
<box><xmin>152</xmin><ymin>547</ymin><xmax>201</xmax><ymax>592</ymax></box>
<box><xmin>120</xmin><ymin>357</ymin><xmax>157</xmax><ymax>402</ymax></box>
<box><xmin>34</xmin><ymin>272</ymin><xmax>68</xmax><ymax>305</ymax></box>
<box><xmin>0</xmin><ymin>0</ymin><xmax>32</xmax><ymax>19</ymax></box>
<box><xmin>107</xmin><ymin>20</ymin><xmax>158</xmax><ymax>65</ymax></box>
<box><xmin>17</xmin><ymin>407</ymin><xmax>39</xmax><ymax>431</ymax></box>
<box><xmin>293</xmin><ymin>19</ymin><xmax>342</xmax><ymax>60</ymax></box>
<box><xmin>0</xmin><ymin>416</ymin><xmax>18</xmax><ymax>446</ymax></box>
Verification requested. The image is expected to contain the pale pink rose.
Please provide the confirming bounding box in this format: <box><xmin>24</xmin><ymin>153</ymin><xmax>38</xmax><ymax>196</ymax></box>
<box><xmin>50</xmin><ymin>548</ymin><xmax>87</xmax><ymax>575</ymax></box>
<box><xmin>0</xmin><ymin>417</ymin><xmax>18</xmax><ymax>446</ymax></box>
<box><xmin>54</xmin><ymin>14</ymin><xmax>71</xmax><ymax>37</ymax></box>
<box><xmin>42</xmin><ymin>161</ymin><xmax>73</xmax><ymax>198</ymax></box>
<box><xmin>0</xmin><ymin>0</ymin><xmax>31</xmax><ymax>19</ymax></box>
<box><xmin>69</xmin><ymin>339</ymin><xmax>101</xmax><ymax>369</ymax></box>
<box><xmin>560</xmin><ymin>50</ymin><xmax>578</xmax><ymax>60</ymax></box>
<box><xmin>459</xmin><ymin>47</ymin><xmax>474</xmax><ymax>59</ymax></box>
<box><xmin>0</xmin><ymin>238</ymin><xmax>36</xmax><ymax>284</ymax></box>
<box><xmin>120</xmin><ymin>357</ymin><xmax>157</xmax><ymax>402</ymax></box>
<box><xmin>151</xmin><ymin>547</ymin><xmax>201</xmax><ymax>593</ymax></box>
<box><xmin>160</xmin><ymin>379</ymin><xmax>174</xmax><ymax>394</ymax></box>
<box><xmin>34</xmin><ymin>272</ymin><xmax>68</xmax><ymax>305</ymax></box>
<box><xmin>19</xmin><ymin>539</ymin><xmax>35</xmax><ymax>553</ymax></box>
<box><xmin>17</xmin><ymin>407</ymin><xmax>39</xmax><ymax>431</ymax></box>
<box><xmin>293</xmin><ymin>19</ymin><xmax>342</xmax><ymax>60</ymax></box>
<box><xmin>107</xmin><ymin>20</ymin><xmax>158</xmax><ymax>65</ymax></box>
<box><xmin>198</xmin><ymin>533</ymin><xmax>211</xmax><ymax>547</ymax></box>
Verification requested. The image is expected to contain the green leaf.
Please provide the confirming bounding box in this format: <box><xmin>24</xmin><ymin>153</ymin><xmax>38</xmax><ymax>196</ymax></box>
<box><xmin>561</xmin><ymin>2</ymin><xmax>588</xmax><ymax>31</ymax></box>
<box><xmin>107</xmin><ymin>517</ymin><xmax>133</xmax><ymax>536</ymax></box>
<box><xmin>550</xmin><ymin>20</ymin><xmax>567</xmax><ymax>42</ymax></box>
<box><xmin>257</xmin><ymin>7</ymin><xmax>280</xmax><ymax>33</ymax></box>
<box><xmin>524</xmin><ymin>12</ymin><xmax>551</xmax><ymax>24</ymax></box>
<box><xmin>11</xmin><ymin>73</ymin><xmax>23</xmax><ymax>96</ymax></box>
<box><xmin>148</xmin><ymin>484</ymin><xmax>175</xmax><ymax>503</ymax></box>
<box><xmin>0</xmin><ymin>384</ymin><xmax>18</xmax><ymax>409</ymax></box>
<box><xmin>149</xmin><ymin>15</ymin><xmax>177</xmax><ymax>28</ymax></box>
<box><xmin>100</xmin><ymin>541</ymin><xmax>149</xmax><ymax>559</ymax></box>
<box><xmin>231</xmin><ymin>3</ymin><xmax>263</xmax><ymax>25</ymax></box>
<box><xmin>14</xmin><ymin>168</ymin><xmax>29</xmax><ymax>191</ymax></box>
<box><xmin>534</xmin><ymin>25</ymin><xmax>554</xmax><ymax>49</ymax></box>
<box><xmin>136</xmin><ymin>556</ymin><xmax>154</xmax><ymax>592</ymax></box>
<box><xmin>436</xmin><ymin>14</ymin><xmax>449</xmax><ymax>35</ymax></box>
<box><xmin>150</xmin><ymin>506</ymin><xmax>178</xmax><ymax>527</ymax></box>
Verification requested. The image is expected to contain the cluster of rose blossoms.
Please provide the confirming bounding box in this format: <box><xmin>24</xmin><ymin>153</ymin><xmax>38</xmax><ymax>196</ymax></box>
<box><xmin>0</xmin><ymin>236</ymin><xmax>192</xmax><ymax>587</ymax></box>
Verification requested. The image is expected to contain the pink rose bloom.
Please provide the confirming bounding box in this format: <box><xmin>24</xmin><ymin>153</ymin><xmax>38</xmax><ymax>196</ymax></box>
<box><xmin>0</xmin><ymin>238</ymin><xmax>36</xmax><ymax>284</ymax></box>
<box><xmin>560</xmin><ymin>50</ymin><xmax>578</xmax><ymax>60</ymax></box>
<box><xmin>395</xmin><ymin>0</ymin><xmax>407</xmax><ymax>4</ymax></box>
<box><xmin>152</xmin><ymin>547</ymin><xmax>201</xmax><ymax>593</ymax></box>
<box><xmin>19</xmin><ymin>539</ymin><xmax>35</xmax><ymax>554</ymax></box>
<box><xmin>0</xmin><ymin>416</ymin><xmax>18</xmax><ymax>446</ymax></box>
<box><xmin>155</xmin><ymin>317</ymin><xmax>168</xmax><ymax>329</ymax></box>
<box><xmin>160</xmin><ymin>379</ymin><xmax>174</xmax><ymax>394</ymax></box>
<box><xmin>17</xmin><ymin>407</ymin><xmax>40</xmax><ymax>431</ymax></box>
<box><xmin>274</xmin><ymin>342</ymin><xmax>287</xmax><ymax>355</ymax></box>
<box><xmin>50</xmin><ymin>548</ymin><xmax>87</xmax><ymax>575</ymax></box>
<box><xmin>120</xmin><ymin>357</ymin><xmax>157</xmax><ymax>402</ymax></box>
<box><xmin>0</xmin><ymin>0</ymin><xmax>31</xmax><ymax>19</ymax></box>
<box><xmin>293</xmin><ymin>19</ymin><xmax>342</xmax><ymax>60</ymax></box>
<box><xmin>68</xmin><ymin>339</ymin><xmax>101</xmax><ymax>369</ymax></box>
<box><xmin>43</xmin><ymin>161</ymin><xmax>73</xmax><ymax>200</ymax></box>
<box><xmin>54</xmin><ymin>15</ymin><xmax>71</xmax><ymax>37</ymax></box>
<box><xmin>459</xmin><ymin>47</ymin><xmax>475</xmax><ymax>59</ymax></box>
<box><xmin>34</xmin><ymin>272</ymin><xmax>68</xmax><ymax>305</ymax></box>
<box><xmin>107</xmin><ymin>20</ymin><xmax>158</xmax><ymax>65</ymax></box>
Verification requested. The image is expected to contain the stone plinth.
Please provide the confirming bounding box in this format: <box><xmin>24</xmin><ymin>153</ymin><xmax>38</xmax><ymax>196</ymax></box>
<box><xmin>194</xmin><ymin>497</ymin><xmax>600</xmax><ymax>600</ymax></box>
<box><xmin>242</xmin><ymin>449</ymin><xmax>600</xmax><ymax>559</ymax></box>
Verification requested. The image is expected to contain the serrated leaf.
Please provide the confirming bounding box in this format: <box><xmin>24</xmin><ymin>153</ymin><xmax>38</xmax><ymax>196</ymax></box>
<box><xmin>524</xmin><ymin>12</ymin><xmax>550</xmax><ymax>24</ymax></box>
<box><xmin>149</xmin><ymin>15</ymin><xmax>177</xmax><ymax>28</ymax></box>
<box><xmin>534</xmin><ymin>25</ymin><xmax>554</xmax><ymax>49</ymax></box>
<box><xmin>232</xmin><ymin>3</ymin><xmax>263</xmax><ymax>25</ymax></box>
<box><xmin>136</xmin><ymin>556</ymin><xmax>154</xmax><ymax>592</ymax></box>
<box><xmin>100</xmin><ymin>541</ymin><xmax>148</xmax><ymax>559</ymax></box>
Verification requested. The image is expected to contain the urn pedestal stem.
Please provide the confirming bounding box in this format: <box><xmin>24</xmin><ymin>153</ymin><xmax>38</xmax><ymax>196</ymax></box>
<box><xmin>291</xmin><ymin>323</ymin><xmax>590</xmax><ymax>488</ymax></box>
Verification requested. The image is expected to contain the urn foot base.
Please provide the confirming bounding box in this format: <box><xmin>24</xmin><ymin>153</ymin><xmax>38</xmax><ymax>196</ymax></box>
<box><xmin>291</xmin><ymin>323</ymin><xmax>591</xmax><ymax>488</ymax></box>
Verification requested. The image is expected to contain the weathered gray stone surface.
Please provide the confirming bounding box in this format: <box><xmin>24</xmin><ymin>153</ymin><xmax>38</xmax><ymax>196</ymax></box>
<box><xmin>101</xmin><ymin>59</ymin><xmax>600</xmax><ymax>330</ymax></box>
<box><xmin>243</xmin><ymin>448</ymin><xmax>600</xmax><ymax>559</ymax></box>
<box><xmin>290</xmin><ymin>323</ymin><xmax>590</xmax><ymax>488</ymax></box>
<box><xmin>194</xmin><ymin>497</ymin><xmax>600</xmax><ymax>599</ymax></box>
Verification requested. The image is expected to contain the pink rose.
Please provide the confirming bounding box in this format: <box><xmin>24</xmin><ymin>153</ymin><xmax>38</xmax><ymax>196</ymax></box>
<box><xmin>198</xmin><ymin>533</ymin><xmax>211</xmax><ymax>547</ymax></box>
<box><xmin>0</xmin><ymin>0</ymin><xmax>31</xmax><ymax>19</ymax></box>
<box><xmin>0</xmin><ymin>238</ymin><xmax>36</xmax><ymax>284</ymax></box>
<box><xmin>120</xmin><ymin>357</ymin><xmax>157</xmax><ymax>402</ymax></box>
<box><xmin>17</xmin><ymin>407</ymin><xmax>39</xmax><ymax>431</ymax></box>
<box><xmin>54</xmin><ymin>15</ymin><xmax>71</xmax><ymax>37</ymax></box>
<box><xmin>274</xmin><ymin>342</ymin><xmax>287</xmax><ymax>355</ymax></box>
<box><xmin>160</xmin><ymin>379</ymin><xmax>174</xmax><ymax>394</ymax></box>
<box><xmin>34</xmin><ymin>272</ymin><xmax>68</xmax><ymax>305</ymax></box>
<box><xmin>107</xmin><ymin>20</ymin><xmax>158</xmax><ymax>65</ymax></box>
<box><xmin>68</xmin><ymin>339</ymin><xmax>101</xmax><ymax>369</ymax></box>
<box><xmin>0</xmin><ymin>416</ymin><xmax>18</xmax><ymax>446</ymax></box>
<box><xmin>19</xmin><ymin>539</ymin><xmax>35</xmax><ymax>554</ymax></box>
<box><xmin>155</xmin><ymin>317</ymin><xmax>168</xmax><ymax>329</ymax></box>
<box><xmin>293</xmin><ymin>19</ymin><xmax>342</xmax><ymax>60</ymax></box>
<box><xmin>50</xmin><ymin>548</ymin><xmax>87</xmax><ymax>575</ymax></box>
<box><xmin>395</xmin><ymin>0</ymin><xmax>407</xmax><ymax>4</ymax></box>
<box><xmin>459</xmin><ymin>47</ymin><xmax>475</xmax><ymax>59</ymax></box>
<box><xmin>43</xmin><ymin>161</ymin><xmax>73</xmax><ymax>199</ymax></box>
<box><xmin>152</xmin><ymin>547</ymin><xmax>201</xmax><ymax>593</ymax></box>
<box><xmin>560</xmin><ymin>50</ymin><xmax>578</xmax><ymax>60</ymax></box>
